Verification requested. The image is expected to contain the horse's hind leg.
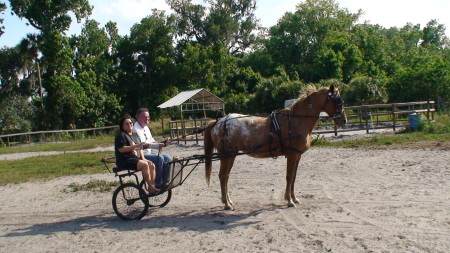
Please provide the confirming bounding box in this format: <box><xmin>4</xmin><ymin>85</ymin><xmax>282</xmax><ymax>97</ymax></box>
<box><xmin>219</xmin><ymin>155</ymin><xmax>236</xmax><ymax>210</ymax></box>
<box><xmin>291</xmin><ymin>155</ymin><xmax>302</xmax><ymax>204</ymax></box>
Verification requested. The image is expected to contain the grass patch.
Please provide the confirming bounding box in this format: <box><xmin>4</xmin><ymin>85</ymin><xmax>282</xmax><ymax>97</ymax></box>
<box><xmin>67</xmin><ymin>180</ymin><xmax>119</xmax><ymax>192</ymax></box>
<box><xmin>0</xmin><ymin>135</ymin><xmax>114</xmax><ymax>154</ymax></box>
<box><xmin>415</xmin><ymin>114</ymin><xmax>450</xmax><ymax>134</ymax></box>
<box><xmin>314</xmin><ymin>132</ymin><xmax>450</xmax><ymax>148</ymax></box>
<box><xmin>315</xmin><ymin>114</ymin><xmax>450</xmax><ymax>148</ymax></box>
<box><xmin>0</xmin><ymin>151</ymin><xmax>114</xmax><ymax>185</ymax></box>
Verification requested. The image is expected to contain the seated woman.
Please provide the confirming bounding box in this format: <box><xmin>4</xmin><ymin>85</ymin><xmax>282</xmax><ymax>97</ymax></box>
<box><xmin>115</xmin><ymin>115</ymin><xmax>160</xmax><ymax>194</ymax></box>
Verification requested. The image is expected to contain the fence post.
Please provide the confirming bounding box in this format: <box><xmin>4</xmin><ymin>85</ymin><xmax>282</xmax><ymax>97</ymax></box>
<box><xmin>426</xmin><ymin>101</ymin><xmax>431</xmax><ymax>121</ymax></box>
<box><xmin>392</xmin><ymin>104</ymin><xmax>396</xmax><ymax>131</ymax></box>
<box><xmin>161</xmin><ymin>118</ymin><xmax>165</xmax><ymax>138</ymax></box>
<box><xmin>365</xmin><ymin>117</ymin><xmax>369</xmax><ymax>134</ymax></box>
<box><xmin>176</xmin><ymin>121</ymin><xmax>180</xmax><ymax>144</ymax></box>
<box><xmin>194</xmin><ymin>118</ymin><xmax>199</xmax><ymax>144</ymax></box>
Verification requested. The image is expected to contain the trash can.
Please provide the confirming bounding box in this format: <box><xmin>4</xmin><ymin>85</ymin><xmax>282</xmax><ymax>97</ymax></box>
<box><xmin>408</xmin><ymin>114</ymin><xmax>422</xmax><ymax>130</ymax></box>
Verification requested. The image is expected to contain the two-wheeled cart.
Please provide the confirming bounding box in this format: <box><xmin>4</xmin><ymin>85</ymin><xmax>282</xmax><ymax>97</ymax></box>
<box><xmin>102</xmin><ymin>154</ymin><xmax>222</xmax><ymax>220</ymax></box>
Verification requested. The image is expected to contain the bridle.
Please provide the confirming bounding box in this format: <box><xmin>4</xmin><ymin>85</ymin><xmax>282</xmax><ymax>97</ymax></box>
<box><xmin>326</xmin><ymin>90</ymin><xmax>345</xmax><ymax>119</ymax></box>
<box><xmin>293</xmin><ymin>89</ymin><xmax>345</xmax><ymax>119</ymax></box>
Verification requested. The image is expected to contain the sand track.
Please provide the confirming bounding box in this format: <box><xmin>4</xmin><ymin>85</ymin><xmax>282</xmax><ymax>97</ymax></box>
<box><xmin>0</xmin><ymin>141</ymin><xmax>449</xmax><ymax>252</ymax></box>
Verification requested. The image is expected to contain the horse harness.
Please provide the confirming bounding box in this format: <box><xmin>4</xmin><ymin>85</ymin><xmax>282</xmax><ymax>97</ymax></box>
<box><xmin>269</xmin><ymin>110</ymin><xmax>294</xmax><ymax>157</ymax></box>
<box><xmin>268</xmin><ymin>90</ymin><xmax>344</xmax><ymax>157</ymax></box>
<box><xmin>217</xmin><ymin>90</ymin><xmax>344</xmax><ymax>158</ymax></box>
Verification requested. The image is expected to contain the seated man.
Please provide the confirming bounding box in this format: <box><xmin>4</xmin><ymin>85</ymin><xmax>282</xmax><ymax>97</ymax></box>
<box><xmin>133</xmin><ymin>108</ymin><xmax>172</xmax><ymax>188</ymax></box>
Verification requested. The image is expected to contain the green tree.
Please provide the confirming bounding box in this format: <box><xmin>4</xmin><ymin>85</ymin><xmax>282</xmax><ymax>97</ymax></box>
<box><xmin>70</xmin><ymin>20</ymin><xmax>122</xmax><ymax>128</ymax></box>
<box><xmin>387</xmin><ymin>49</ymin><xmax>450</xmax><ymax>104</ymax></box>
<box><xmin>265</xmin><ymin>0</ymin><xmax>361</xmax><ymax>82</ymax></box>
<box><xmin>0</xmin><ymin>96</ymin><xmax>35</xmax><ymax>135</ymax></box>
<box><xmin>348</xmin><ymin>24</ymin><xmax>389</xmax><ymax>79</ymax></box>
<box><xmin>241</xmin><ymin>48</ymin><xmax>277</xmax><ymax>78</ymax></box>
<box><xmin>176</xmin><ymin>41</ymin><xmax>236</xmax><ymax>95</ymax></box>
<box><xmin>116</xmin><ymin>10</ymin><xmax>177</xmax><ymax>115</ymax></box>
<box><xmin>18</xmin><ymin>34</ymin><xmax>43</xmax><ymax>98</ymax></box>
<box><xmin>0</xmin><ymin>47</ymin><xmax>21</xmax><ymax>99</ymax></box>
<box><xmin>345</xmin><ymin>76</ymin><xmax>387</xmax><ymax>105</ymax></box>
<box><xmin>168</xmin><ymin>0</ymin><xmax>259</xmax><ymax>55</ymax></box>
<box><xmin>0</xmin><ymin>2</ymin><xmax>6</xmax><ymax>36</ymax></box>
<box><xmin>250</xmin><ymin>70</ymin><xmax>305</xmax><ymax>113</ymax></box>
<box><xmin>10</xmin><ymin>0</ymin><xmax>92</xmax><ymax>32</ymax></box>
<box><xmin>382</xmin><ymin>23</ymin><xmax>422</xmax><ymax>77</ymax></box>
<box><xmin>422</xmin><ymin>19</ymin><xmax>448</xmax><ymax>49</ymax></box>
<box><xmin>10</xmin><ymin>0</ymin><xmax>92</xmax><ymax>129</ymax></box>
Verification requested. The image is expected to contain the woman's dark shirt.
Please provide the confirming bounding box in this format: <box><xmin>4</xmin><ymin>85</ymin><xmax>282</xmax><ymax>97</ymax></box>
<box><xmin>114</xmin><ymin>131</ymin><xmax>141</xmax><ymax>167</ymax></box>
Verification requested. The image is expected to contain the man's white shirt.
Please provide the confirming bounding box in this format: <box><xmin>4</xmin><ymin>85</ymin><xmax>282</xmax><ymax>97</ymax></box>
<box><xmin>133</xmin><ymin>122</ymin><xmax>159</xmax><ymax>153</ymax></box>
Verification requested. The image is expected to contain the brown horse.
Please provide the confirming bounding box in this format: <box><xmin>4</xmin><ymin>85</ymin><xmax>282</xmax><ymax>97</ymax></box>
<box><xmin>204</xmin><ymin>85</ymin><xmax>347</xmax><ymax>210</ymax></box>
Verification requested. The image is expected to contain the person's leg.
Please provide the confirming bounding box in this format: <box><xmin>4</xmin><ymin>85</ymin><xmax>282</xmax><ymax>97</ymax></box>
<box><xmin>144</xmin><ymin>152</ymin><xmax>165</xmax><ymax>187</ymax></box>
<box><xmin>162</xmin><ymin>154</ymin><xmax>172</xmax><ymax>163</ymax></box>
<box><xmin>161</xmin><ymin>154</ymin><xmax>172</xmax><ymax>184</ymax></box>
<box><xmin>137</xmin><ymin>160</ymin><xmax>158</xmax><ymax>193</ymax></box>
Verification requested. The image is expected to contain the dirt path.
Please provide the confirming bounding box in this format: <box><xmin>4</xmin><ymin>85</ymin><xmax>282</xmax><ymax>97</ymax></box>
<box><xmin>0</xmin><ymin>141</ymin><xmax>449</xmax><ymax>252</ymax></box>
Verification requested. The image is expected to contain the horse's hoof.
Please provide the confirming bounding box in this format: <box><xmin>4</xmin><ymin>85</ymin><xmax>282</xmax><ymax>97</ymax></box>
<box><xmin>293</xmin><ymin>198</ymin><xmax>301</xmax><ymax>204</ymax></box>
<box><xmin>287</xmin><ymin>202</ymin><xmax>297</xmax><ymax>208</ymax></box>
<box><xmin>224</xmin><ymin>205</ymin><xmax>234</xmax><ymax>211</ymax></box>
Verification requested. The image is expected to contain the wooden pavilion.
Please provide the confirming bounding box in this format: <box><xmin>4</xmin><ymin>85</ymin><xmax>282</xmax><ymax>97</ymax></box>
<box><xmin>157</xmin><ymin>88</ymin><xmax>225</xmax><ymax>143</ymax></box>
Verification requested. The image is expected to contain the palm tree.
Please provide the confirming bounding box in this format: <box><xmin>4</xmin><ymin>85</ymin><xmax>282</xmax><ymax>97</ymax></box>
<box><xmin>18</xmin><ymin>33</ymin><xmax>43</xmax><ymax>98</ymax></box>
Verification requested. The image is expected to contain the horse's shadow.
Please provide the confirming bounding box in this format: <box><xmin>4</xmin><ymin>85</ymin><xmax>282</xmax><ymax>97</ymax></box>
<box><xmin>2</xmin><ymin>204</ymin><xmax>283</xmax><ymax>238</ymax></box>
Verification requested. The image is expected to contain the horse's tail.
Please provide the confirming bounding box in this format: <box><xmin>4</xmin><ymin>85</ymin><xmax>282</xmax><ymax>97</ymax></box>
<box><xmin>204</xmin><ymin>120</ymin><xmax>216</xmax><ymax>186</ymax></box>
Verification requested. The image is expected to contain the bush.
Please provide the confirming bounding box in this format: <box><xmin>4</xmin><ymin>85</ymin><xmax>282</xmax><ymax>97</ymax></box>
<box><xmin>406</xmin><ymin>114</ymin><xmax>450</xmax><ymax>134</ymax></box>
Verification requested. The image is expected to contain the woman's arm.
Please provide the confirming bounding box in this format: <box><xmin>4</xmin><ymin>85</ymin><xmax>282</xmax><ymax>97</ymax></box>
<box><xmin>118</xmin><ymin>142</ymin><xmax>145</xmax><ymax>153</ymax></box>
<box><xmin>139</xmin><ymin>149</ymin><xmax>145</xmax><ymax>160</ymax></box>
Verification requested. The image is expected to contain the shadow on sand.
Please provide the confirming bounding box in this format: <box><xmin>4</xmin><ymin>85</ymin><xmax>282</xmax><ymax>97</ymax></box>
<box><xmin>2</xmin><ymin>204</ymin><xmax>286</xmax><ymax>237</ymax></box>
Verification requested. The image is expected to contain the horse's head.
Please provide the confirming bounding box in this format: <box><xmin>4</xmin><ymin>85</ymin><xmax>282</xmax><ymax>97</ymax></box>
<box><xmin>322</xmin><ymin>85</ymin><xmax>347</xmax><ymax>126</ymax></box>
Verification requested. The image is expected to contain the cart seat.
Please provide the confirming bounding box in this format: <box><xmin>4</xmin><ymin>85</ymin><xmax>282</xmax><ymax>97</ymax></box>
<box><xmin>112</xmin><ymin>166</ymin><xmax>137</xmax><ymax>173</ymax></box>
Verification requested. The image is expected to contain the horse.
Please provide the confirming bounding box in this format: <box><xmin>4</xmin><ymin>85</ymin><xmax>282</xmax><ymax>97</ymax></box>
<box><xmin>204</xmin><ymin>85</ymin><xmax>347</xmax><ymax>210</ymax></box>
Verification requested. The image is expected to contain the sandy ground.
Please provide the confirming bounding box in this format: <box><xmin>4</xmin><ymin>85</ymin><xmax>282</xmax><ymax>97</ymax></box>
<box><xmin>0</xmin><ymin>133</ymin><xmax>449</xmax><ymax>252</ymax></box>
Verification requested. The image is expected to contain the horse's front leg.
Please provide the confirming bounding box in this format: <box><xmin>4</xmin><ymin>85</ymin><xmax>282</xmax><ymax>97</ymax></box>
<box><xmin>290</xmin><ymin>155</ymin><xmax>302</xmax><ymax>204</ymax></box>
<box><xmin>285</xmin><ymin>154</ymin><xmax>300</xmax><ymax>207</ymax></box>
<box><xmin>219</xmin><ymin>156</ymin><xmax>236</xmax><ymax>210</ymax></box>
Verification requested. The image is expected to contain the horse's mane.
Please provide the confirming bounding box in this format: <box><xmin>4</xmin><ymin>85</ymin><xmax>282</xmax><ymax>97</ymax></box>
<box><xmin>290</xmin><ymin>85</ymin><xmax>328</xmax><ymax>112</ymax></box>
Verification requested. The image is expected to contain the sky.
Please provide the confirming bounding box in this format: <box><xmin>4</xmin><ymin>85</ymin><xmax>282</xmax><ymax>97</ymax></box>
<box><xmin>1</xmin><ymin>0</ymin><xmax>449</xmax><ymax>48</ymax></box>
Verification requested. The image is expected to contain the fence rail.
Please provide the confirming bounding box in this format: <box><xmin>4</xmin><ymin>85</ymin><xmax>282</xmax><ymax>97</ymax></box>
<box><xmin>315</xmin><ymin>100</ymin><xmax>435</xmax><ymax>135</ymax></box>
<box><xmin>0</xmin><ymin>126</ymin><xmax>117</xmax><ymax>146</ymax></box>
<box><xmin>0</xmin><ymin>101</ymin><xmax>436</xmax><ymax>146</ymax></box>
<box><xmin>169</xmin><ymin>101</ymin><xmax>436</xmax><ymax>143</ymax></box>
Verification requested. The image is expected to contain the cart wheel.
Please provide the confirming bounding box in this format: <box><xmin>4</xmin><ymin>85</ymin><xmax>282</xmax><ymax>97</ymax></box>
<box><xmin>112</xmin><ymin>183</ymin><xmax>149</xmax><ymax>220</ymax></box>
<box><xmin>140</xmin><ymin>181</ymin><xmax>172</xmax><ymax>207</ymax></box>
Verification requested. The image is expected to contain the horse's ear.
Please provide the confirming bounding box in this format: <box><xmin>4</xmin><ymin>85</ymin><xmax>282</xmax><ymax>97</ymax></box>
<box><xmin>329</xmin><ymin>85</ymin><xmax>335</xmax><ymax>93</ymax></box>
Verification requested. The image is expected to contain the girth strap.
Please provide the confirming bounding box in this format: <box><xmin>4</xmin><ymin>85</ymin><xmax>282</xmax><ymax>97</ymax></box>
<box><xmin>271</xmin><ymin>111</ymin><xmax>282</xmax><ymax>137</ymax></box>
<box><xmin>270</xmin><ymin>111</ymin><xmax>285</xmax><ymax>157</ymax></box>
